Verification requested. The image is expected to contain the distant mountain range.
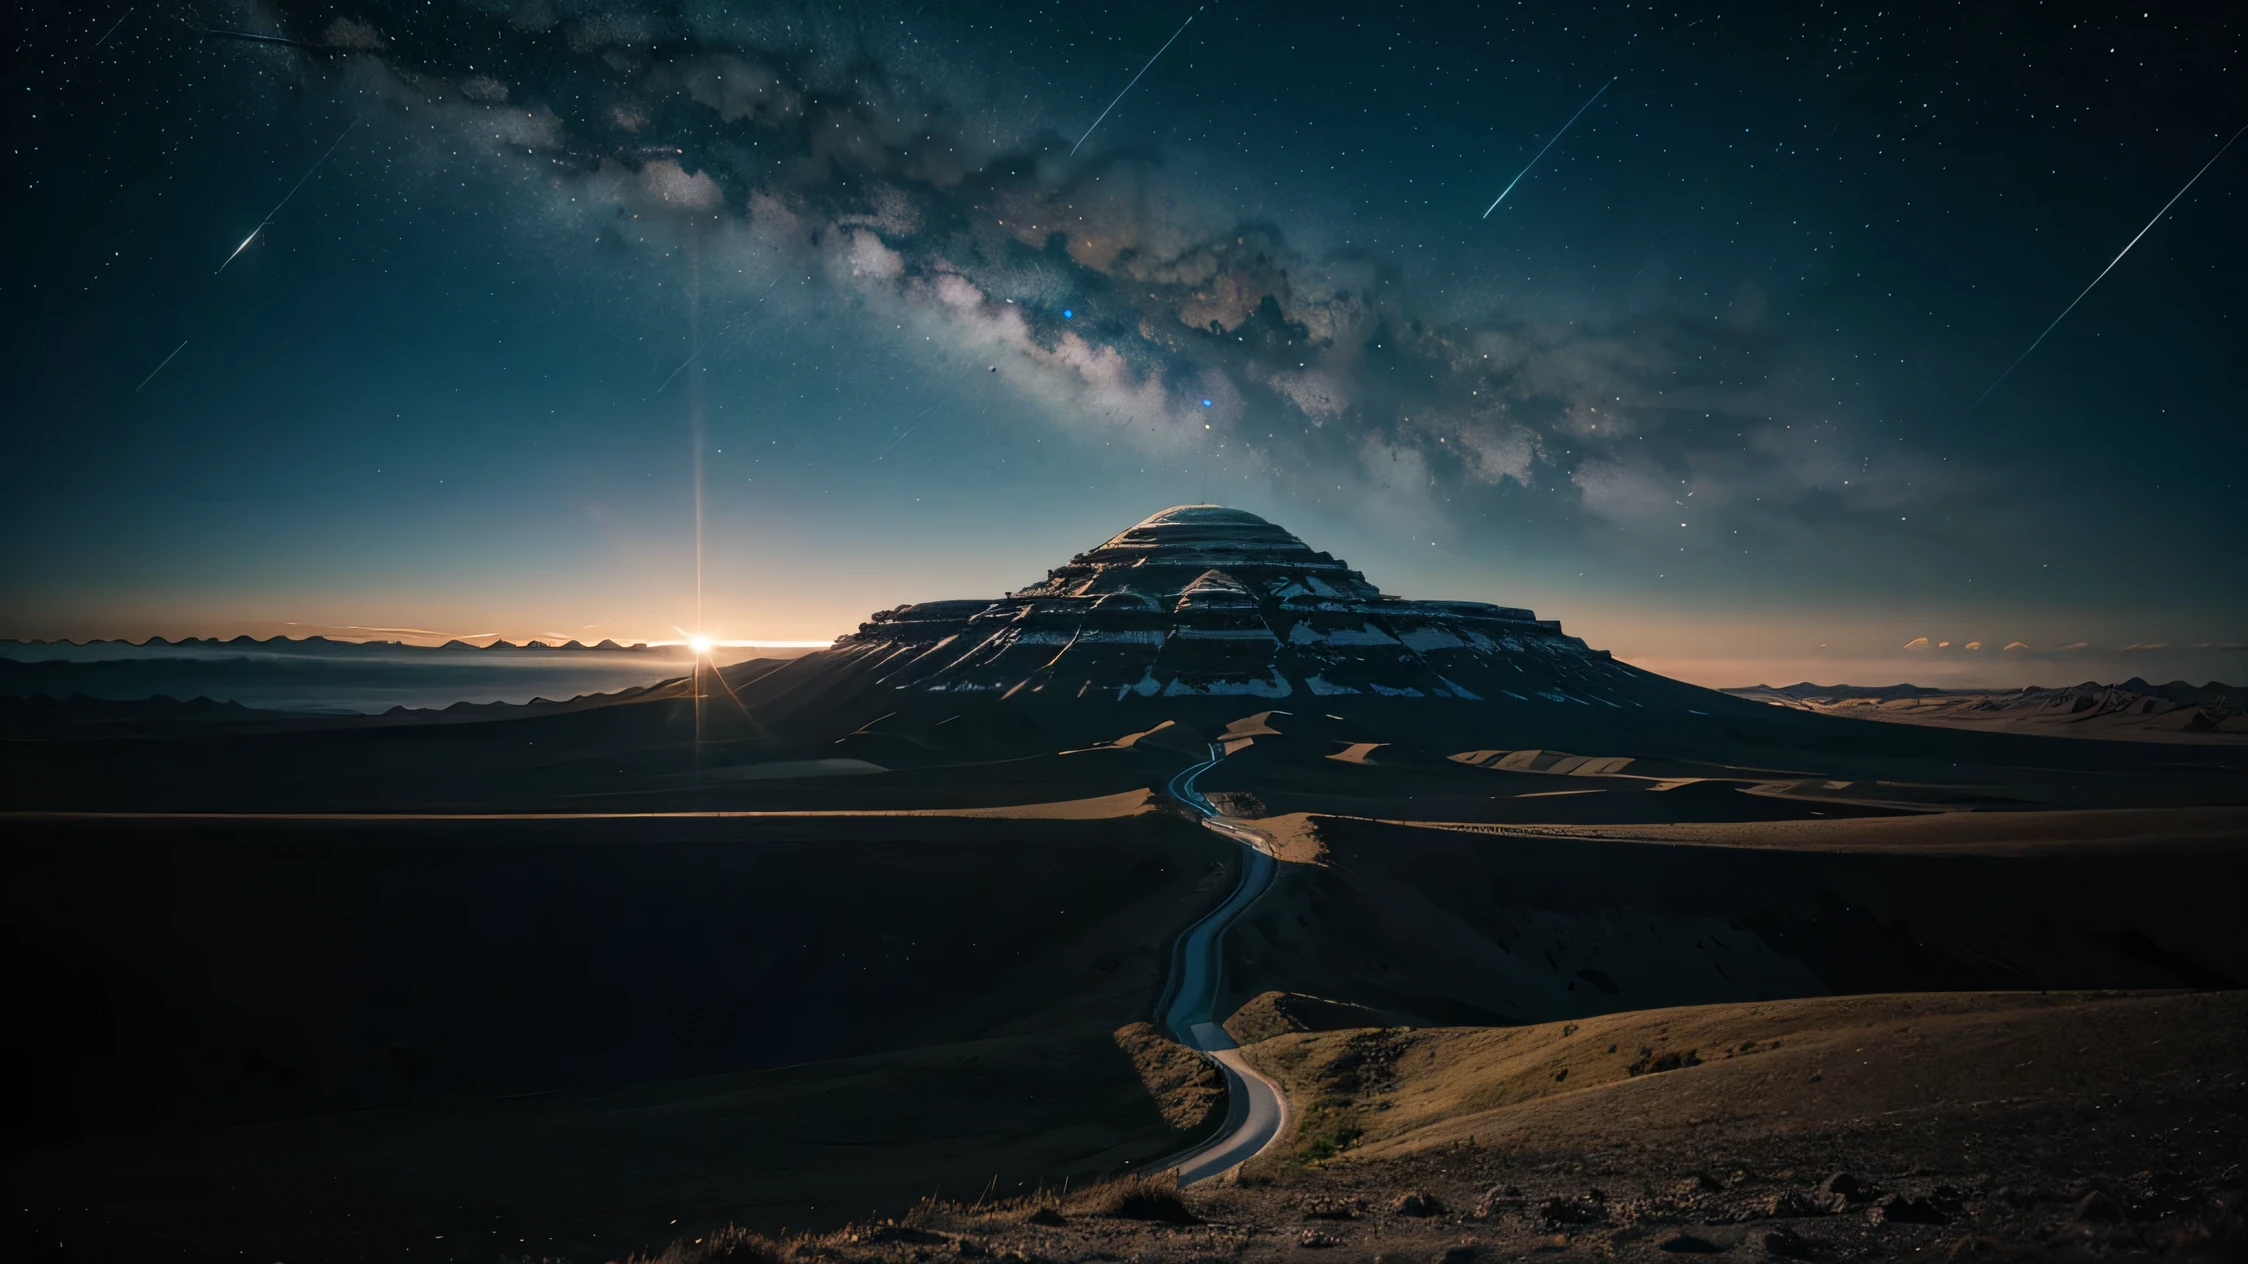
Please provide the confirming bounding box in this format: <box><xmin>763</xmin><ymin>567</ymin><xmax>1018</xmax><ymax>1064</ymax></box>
<box><xmin>1725</xmin><ymin>678</ymin><xmax>2244</xmax><ymax>739</ymax></box>
<box><xmin>1</xmin><ymin>635</ymin><xmax>658</xmax><ymax>653</ymax></box>
<box><xmin>1733</xmin><ymin>678</ymin><xmax>2240</xmax><ymax>705</ymax></box>
<box><xmin>0</xmin><ymin>636</ymin><xmax>695</xmax><ymax>714</ymax></box>
<box><xmin>9</xmin><ymin>508</ymin><xmax>2233</xmax><ymax>742</ymax></box>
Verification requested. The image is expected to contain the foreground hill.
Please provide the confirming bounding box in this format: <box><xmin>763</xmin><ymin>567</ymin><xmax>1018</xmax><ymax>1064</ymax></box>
<box><xmin>617</xmin><ymin>990</ymin><xmax>2245</xmax><ymax>1264</ymax></box>
<box><xmin>7</xmin><ymin>794</ymin><xmax>2240</xmax><ymax>1261</ymax></box>
<box><xmin>2</xmin><ymin>806</ymin><xmax>1233</xmax><ymax>1260</ymax></box>
<box><xmin>1205</xmin><ymin>809</ymin><xmax>2245</xmax><ymax>1033</ymax></box>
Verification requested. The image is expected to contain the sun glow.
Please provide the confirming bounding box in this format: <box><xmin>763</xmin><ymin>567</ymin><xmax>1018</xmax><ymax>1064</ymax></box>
<box><xmin>686</xmin><ymin>633</ymin><xmax>714</xmax><ymax>656</ymax></box>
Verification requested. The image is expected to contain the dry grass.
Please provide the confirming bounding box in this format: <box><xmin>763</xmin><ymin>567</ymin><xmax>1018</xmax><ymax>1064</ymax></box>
<box><xmin>1240</xmin><ymin>990</ymin><xmax>2244</xmax><ymax>1168</ymax></box>
<box><xmin>561</xmin><ymin>990</ymin><xmax>2248</xmax><ymax>1264</ymax></box>
<box><xmin>1111</xmin><ymin>1022</ymin><xmax>1227</xmax><ymax>1135</ymax></box>
<box><xmin>616</xmin><ymin>1174</ymin><xmax>1199</xmax><ymax>1264</ymax></box>
<box><xmin>1220</xmin><ymin>989</ymin><xmax>1392</xmax><ymax>1045</ymax></box>
<box><xmin>606</xmin><ymin>990</ymin><xmax>2246</xmax><ymax>1264</ymax></box>
<box><xmin>1067</xmin><ymin>1173</ymin><xmax>1198</xmax><ymax>1223</ymax></box>
<box><xmin>627</xmin><ymin>1223</ymin><xmax>791</xmax><ymax>1263</ymax></box>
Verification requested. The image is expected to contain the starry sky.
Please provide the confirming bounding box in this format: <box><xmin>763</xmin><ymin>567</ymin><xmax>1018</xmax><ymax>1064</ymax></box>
<box><xmin>5</xmin><ymin>0</ymin><xmax>2244</xmax><ymax>687</ymax></box>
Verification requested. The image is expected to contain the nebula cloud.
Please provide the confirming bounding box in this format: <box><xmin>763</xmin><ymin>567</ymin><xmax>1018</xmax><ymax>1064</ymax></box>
<box><xmin>260</xmin><ymin>0</ymin><xmax>1947</xmax><ymax>545</ymax></box>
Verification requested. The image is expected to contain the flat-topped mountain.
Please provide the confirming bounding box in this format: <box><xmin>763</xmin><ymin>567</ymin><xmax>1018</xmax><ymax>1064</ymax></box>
<box><xmin>730</xmin><ymin>506</ymin><xmax>1709</xmax><ymax>734</ymax></box>
<box><xmin>837</xmin><ymin>504</ymin><xmax>1625</xmax><ymax>701</ymax></box>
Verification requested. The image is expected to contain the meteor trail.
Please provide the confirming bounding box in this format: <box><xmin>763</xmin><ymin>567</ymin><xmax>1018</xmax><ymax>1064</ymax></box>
<box><xmin>216</xmin><ymin>120</ymin><xmax>358</xmax><ymax>274</ymax></box>
<box><xmin>656</xmin><ymin>349</ymin><xmax>700</xmax><ymax>394</ymax></box>
<box><xmin>91</xmin><ymin>7</ymin><xmax>134</xmax><ymax>48</ymax></box>
<box><xmin>1970</xmin><ymin>122</ymin><xmax>2248</xmax><ymax>411</ymax></box>
<box><xmin>201</xmin><ymin>27</ymin><xmax>316</xmax><ymax>49</ymax></box>
<box><xmin>1481</xmin><ymin>77</ymin><xmax>1615</xmax><ymax>219</ymax></box>
<box><xmin>874</xmin><ymin>386</ymin><xmax>964</xmax><ymax>461</ymax></box>
<box><xmin>216</xmin><ymin>225</ymin><xmax>265</xmax><ymax>273</ymax></box>
<box><xmin>710</xmin><ymin>274</ymin><xmax>785</xmax><ymax>340</ymax></box>
<box><xmin>1072</xmin><ymin>6</ymin><xmax>1201</xmax><ymax>157</ymax></box>
<box><xmin>873</xmin><ymin>370</ymin><xmax>986</xmax><ymax>462</ymax></box>
<box><xmin>873</xmin><ymin>426</ymin><xmax>918</xmax><ymax>462</ymax></box>
<box><xmin>135</xmin><ymin>339</ymin><xmax>187</xmax><ymax>393</ymax></box>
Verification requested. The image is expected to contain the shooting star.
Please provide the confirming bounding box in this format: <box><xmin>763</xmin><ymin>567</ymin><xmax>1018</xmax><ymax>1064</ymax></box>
<box><xmin>1970</xmin><ymin>121</ymin><xmax>2248</xmax><ymax>411</ymax></box>
<box><xmin>91</xmin><ymin>7</ymin><xmax>134</xmax><ymax>49</ymax></box>
<box><xmin>874</xmin><ymin>376</ymin><xmax>981</xmax><ymax>461</ymax></box>
<box><xmin>658</xmin><ymin>274</ymin><xmax>786</xmax><ymax>392</ymax></box>
<box><xmin>710</xmin><ymin>274</ymin><xmax>786</xmax><ymax>338</ymax></box>
<box><xmin>1072</xmin><ymin>6</ymin><xmax>1202</xmax><ymax>157</ymax></box>
<box><xmin>656</xmin><ymin>349</ymin><xmax>700</xmax><ymax>394</ymax></box>
<box><xmin>201</xmin><ymin>27</ymin><xmax>317</xmax><ymax>49</ymax></box>
<box><xmin>216</xmin><ymin>119</ymin><xmax>359</xmax><ymax>274</ymax></box>
<box><xmin>217</xmin><ymin>225</ymin><xmax>265</xmax><ymax>273</ymax></box>
<box><xmin>135</xmin><ymin>339</ymin><xmax>187</xmax><ymax>393</ymax></box>
<box><xmin>873</xmin><ymin>396</ymin><xmax>950</xmax><ymax>461</ymax></box>
<box><xmin>873</xmin><ymin>426</ymin><xmax>919</xmax><ymax>462</ymax></box>
<box><xmin>1482</xmin><ymin>77</ymin><xmax>1615</xmax><ymax>219</ymax></box>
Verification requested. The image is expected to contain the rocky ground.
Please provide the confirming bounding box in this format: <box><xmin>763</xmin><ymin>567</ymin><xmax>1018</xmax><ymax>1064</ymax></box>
<box><xmin>622</xmin><ymin>1153</ymin><xmax>2242</xmax><ymax>1264</ymax></box>
<box><xmin>621</xmin><ymin>991</ymin><xmax>2245</xmax><ymax>1264</ymax></box>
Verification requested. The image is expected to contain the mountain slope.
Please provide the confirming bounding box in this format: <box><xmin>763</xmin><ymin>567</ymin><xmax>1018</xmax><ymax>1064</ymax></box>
<box><xmin>710</xmin><ymin>506</ymin><xmax>1734</xmax><ymax>747</ymax></box>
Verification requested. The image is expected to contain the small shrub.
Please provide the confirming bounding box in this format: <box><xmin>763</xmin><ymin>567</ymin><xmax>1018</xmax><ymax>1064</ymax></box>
<box><xmin>1296</xmin><ymin>1117</ymin><xmax>1364</xmax><ymax>1163</ymax></box>
<box><xmin>634</xmin><ymin>1225</ymin><xmax>789</xmax><ymax>1264</ymax></box>
<box><xmin>1080</xmin><ymin>1174</ymin><xmax>1198</xmax><ymax>1224</ymax></box>
<box><xmin>1628</xmin><ymin>1049</ymin><xmax>1703</xmax><ymax>1076</ymax></box>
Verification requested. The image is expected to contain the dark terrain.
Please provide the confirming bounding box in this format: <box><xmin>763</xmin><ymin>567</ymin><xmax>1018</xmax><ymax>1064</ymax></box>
<box><xmin>3</xmin><ymin>508</ymin><xmax>2243</xmax><ymax>1262</ymax></box>
<box><xmin>637</xmin><ymin>990</ymin><xmax>2240</xmax><ymax>1264</ymax></box>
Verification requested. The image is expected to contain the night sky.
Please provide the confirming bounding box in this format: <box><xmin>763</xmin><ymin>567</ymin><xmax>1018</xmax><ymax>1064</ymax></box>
<box><xmin>6</xmin><ymin>0</ymin><xmax>2243</xmax><ymax>686</ymax></box>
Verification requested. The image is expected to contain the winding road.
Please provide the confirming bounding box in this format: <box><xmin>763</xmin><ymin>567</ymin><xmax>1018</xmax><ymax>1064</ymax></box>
<box><xmin>1153</xmin><ymin>746</ymin><xmax>1291</xmax><ymax>1185</ymax></box>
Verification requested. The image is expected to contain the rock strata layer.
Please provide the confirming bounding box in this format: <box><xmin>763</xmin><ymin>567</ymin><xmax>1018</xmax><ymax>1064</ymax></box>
<box><xmin>828</xmin><ymin>505</ymin><xmax>1644</xmax><ymax>705</ymax></box>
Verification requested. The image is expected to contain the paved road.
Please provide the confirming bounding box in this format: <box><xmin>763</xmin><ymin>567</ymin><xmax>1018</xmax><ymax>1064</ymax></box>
<box><xmin>1155</xmin><ymin>746</ymin><xmax>1291</xmax><ymax>1185</ymax></box>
